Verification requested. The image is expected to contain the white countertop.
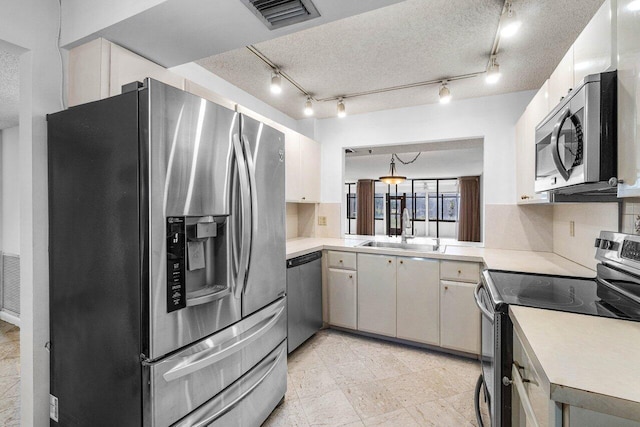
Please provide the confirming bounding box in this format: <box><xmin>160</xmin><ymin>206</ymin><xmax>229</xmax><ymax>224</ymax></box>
<box><xmin>510</xmin><ymin>306</ymin><xmax>640</xmax><ymax>421</ymax></box>
<box><xmin>286</xmin><ymin>237</ymin><xmax>595</xmax><ymax>277</ymax></box>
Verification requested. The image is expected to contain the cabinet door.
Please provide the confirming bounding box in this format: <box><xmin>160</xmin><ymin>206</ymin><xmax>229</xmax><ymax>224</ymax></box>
<box><xmin>396</xmin><ymin>257</ymin><xmax>439</xmax><ymax>345</ymax></box>
<box><xmin>517</xmin><ymin>82</ymin><xmax>550</xmax><ymax>204</ymax></box>
<box><xmin>285</xmin><ymin>132</ymin><xmax>302</xmax><ymax>202</ymax></box>
<box><xmin>616</xmin><ymin>0</ymin><xmax>640</xmax><ymax>197</ymax></box>
<box><xmin>548</xmin><ymin>47</ymin><xmax>574</xmax><ymax>107</ymax></box>
<box><xmin>299</xmin><ymin>135</ymin><xmax>321</xmax><ymax>202</ymax></box>
<box><xmin>440</xmin><ymin>280</ymin><xmax>480</xmax><ymax>354</ymax></box>
<box><xmin>573</xmin><ymin>0</ymin><xmax>614</xmax><ymax>86</ymax></box>
<box><xmin>109</xmin><ymin>44</ymin><xmax>185</xmax><ymax>97</ymax></box>
<box><xmin>357</xmin><ymin>254</ymin><xmax>396</xmax><ymax>337</ymax></box>
<box><xmin>328</xmin><ymin>269</ymin><xmax>357</xmax><ymax>329</ymax></box>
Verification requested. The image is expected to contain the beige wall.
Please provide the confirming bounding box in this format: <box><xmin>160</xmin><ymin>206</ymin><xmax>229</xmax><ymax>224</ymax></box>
<box><xmin>484</xmin><ymin>204</ymin><xmax>554</xmax><ymax>251</ymax></box>
<box><xmin>553</xmin><ymin>203</ymin><xmax>619</xmax><ymax>270</ymax></box>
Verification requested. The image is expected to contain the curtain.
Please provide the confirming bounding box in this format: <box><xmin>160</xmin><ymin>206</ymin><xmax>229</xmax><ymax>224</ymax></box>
<box><xmin>458</xmin><ymin>176</ymin><xmax>481</xmax><ymax>242</ymax></box>
<box><xmin>356</xmin><ymin>179</ymin><xmax>375</xmax><ymax>235</ymax></box>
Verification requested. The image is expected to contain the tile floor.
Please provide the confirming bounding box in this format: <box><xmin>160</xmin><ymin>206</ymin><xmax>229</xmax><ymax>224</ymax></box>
<box><xmin>264</xmin><ymin>329</ymin><xmax>490</xmax><ymax>427</ymax></box>
<box><xmin>0</xmin><ymin>320</ymin><xmax>20</xmax><ymax>427</ymax></box>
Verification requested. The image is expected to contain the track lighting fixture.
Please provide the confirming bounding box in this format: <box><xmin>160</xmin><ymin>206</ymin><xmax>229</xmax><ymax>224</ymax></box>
<box><xmin>270</xmin><ymin>71</ymin><xmax>282</xmax><ymax>94</ymax></box>
<box><xmin>337</xmin><ymin>98</ymin><xmax>346</xmax><ymax>118</ymax></box>
<box><xmin>500</xmin><ymin>1</ymin><xmax>522</xmax><ymax>38</ymax></box>
<box><xmin>304</xmin><ymin>96</ymin><xmax>314</xmax><ymax>116</ymax></box>
<box><xmin>486</xmin><ymin>56</ymin><xmax>501</xmax><ymax>84</ymax></box>
<box><xmin>438</xmin><ymin>82</ymin><xmax>451</xmax><ymax>104</ymax></box>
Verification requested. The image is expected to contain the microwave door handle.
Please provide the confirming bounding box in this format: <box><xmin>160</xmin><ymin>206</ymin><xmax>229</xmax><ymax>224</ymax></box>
<box><xmin>240</xmin><ymin>133</ymin><xmax>258</xmax><ymax>295</ymax></box>
<box><xmin>232</xmin><ymin>134</ymin><xmax>251</xmax><ymax>299</ymax></box>
<box><xmin>550</xmin><ymin>108</ymin><xmax>572</xmax><ymax>181</ymax></box>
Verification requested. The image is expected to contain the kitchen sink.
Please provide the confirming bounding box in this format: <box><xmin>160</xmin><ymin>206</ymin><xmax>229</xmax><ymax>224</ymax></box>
<box><xmin>358</xmin><ymin>241</ymin><xmax>445</xmax><ymax>252</ymax></box>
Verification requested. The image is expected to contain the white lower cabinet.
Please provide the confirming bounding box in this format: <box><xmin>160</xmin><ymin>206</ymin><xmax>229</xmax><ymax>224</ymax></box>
<box><xmin>439</xmin><ymin>280</ymin><xmax>480</xmax><ymax>354</ymax></box>
<box><xmin>396</xmin><ymin>257</ymin><xmax>440</xmax><ymax>345</ymax></box>
<box><xmin>328</xmin><ymin>269</ymin><xmax>357</xmax><ymax>329</ymax></box>
<box><xmin>357</xmin><ymin>253</ymin><xmax>397</xmax><ymax>337</ymax></box>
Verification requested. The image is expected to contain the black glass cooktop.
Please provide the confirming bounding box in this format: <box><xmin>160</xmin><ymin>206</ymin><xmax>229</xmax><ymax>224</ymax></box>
<box><xmin>485</xmin><ymin>270</ymin><xmax>640</xmax><ymax>321</ymax></box>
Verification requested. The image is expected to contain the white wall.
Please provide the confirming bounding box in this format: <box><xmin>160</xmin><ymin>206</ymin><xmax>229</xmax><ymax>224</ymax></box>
<box><xmin>1</xmin><ymin>126</ymin><xmax>20</xmax><ymax>255</ymax></box>
<box><xmin>1</xmin><ymin>0</ymin><xmax>64</xmax><ymax>423</ymax></box>
<box><xmin>317</xmin><ymin>90</ymin><xmax>535</xmax><ymax>205</ymax></box>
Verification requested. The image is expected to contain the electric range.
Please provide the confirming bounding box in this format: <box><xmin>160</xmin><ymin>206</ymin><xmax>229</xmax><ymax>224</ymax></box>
<box><xmin>473</xmin><ymin>231</ymin><xmax>640</xmax><ymax>427</ymax></box>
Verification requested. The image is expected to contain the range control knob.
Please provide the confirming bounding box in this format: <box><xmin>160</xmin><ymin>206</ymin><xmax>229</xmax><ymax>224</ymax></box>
<box><xmin>594</xmin><ymin>238</ymin><xmax>602</xmax><ymax>248</ymax></box>
<box><xmin>602</xmin><ymin>240</ymin><xmax>614</xmax><ymax>250</ymax></box>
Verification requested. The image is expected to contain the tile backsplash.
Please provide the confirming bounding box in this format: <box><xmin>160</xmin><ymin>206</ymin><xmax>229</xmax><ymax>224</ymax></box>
<box><xmin>621</xmin><ymin>199</ymin><xmax>640</xmax><ymax>235</ymax></box>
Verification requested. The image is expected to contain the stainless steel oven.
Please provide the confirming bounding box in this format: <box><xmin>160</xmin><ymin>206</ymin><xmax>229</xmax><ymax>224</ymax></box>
<box><xmin>474</xmin><ymin>276</ymin><xmax>512</xmax><ymax>427</ymax></box>
<box><xmin>534</xmin><ymin>71</ymin><xmax>616</xmax><ymax>193</ymax></box>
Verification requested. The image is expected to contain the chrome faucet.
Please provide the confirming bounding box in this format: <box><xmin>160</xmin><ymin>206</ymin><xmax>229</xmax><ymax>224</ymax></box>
<box><xmin>433</xmin><ymin>237</ymin><xmax>440</xmax><ymax>251</ymax></box>
<box><xmin>401</xmin><ymin>208</ymin><xmax>413</xmax><ymax>243</ymax></box>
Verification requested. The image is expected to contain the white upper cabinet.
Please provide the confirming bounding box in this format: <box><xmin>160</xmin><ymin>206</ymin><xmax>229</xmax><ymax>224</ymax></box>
<box><xmin>548</xmin><ymin>46</ymin><xmax>574</xmax><ymax>107</ymax></box>
<box><xmin>285</xmin><ymin>131</ymin><xmax>321</xmax><ymax>203</ymax></box>
<box><xmin>68</xmin><ymin>38</ymin><xmax>185</xmax><ymax>107</ymax></box>
<box><xmin>616</xmin><ymin>0</ymin><xmax>640</xmax><ymax>196</ymax></box>
<box><xmin>573</xmin><ymin>0</ymin><xmax>616</xmax><ymax>86</ymax></box>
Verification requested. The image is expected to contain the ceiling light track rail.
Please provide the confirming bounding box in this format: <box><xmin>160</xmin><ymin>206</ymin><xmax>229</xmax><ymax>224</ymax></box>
<box><xmin>247</xmin><ymin>45</ymin><xmax>312</xmax><ymax>97</ymax></box>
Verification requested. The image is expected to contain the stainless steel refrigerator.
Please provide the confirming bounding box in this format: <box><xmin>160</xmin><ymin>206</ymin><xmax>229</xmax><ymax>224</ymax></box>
<box><xmin>48</xmin><ymin>78</ymin><xmax>286</xmax><ymax>426</ymax></box>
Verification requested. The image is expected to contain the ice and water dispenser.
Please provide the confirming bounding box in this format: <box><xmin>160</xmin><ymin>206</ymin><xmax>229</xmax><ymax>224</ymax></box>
<box><xmin>166</xmin><ymin>215</ymin><xmax>229</xmax><ymax>312</ymax></box>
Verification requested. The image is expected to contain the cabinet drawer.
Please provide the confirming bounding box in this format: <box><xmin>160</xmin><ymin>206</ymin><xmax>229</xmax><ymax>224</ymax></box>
<box><xmin>440</xmin><ymin>261</ymin><xmax>480</xmax><ymax>282</ymax></box>
<box><xmin>327</xmin><ymin>251</ymin><xmax>357</xmax><ymax>270</ymax></box>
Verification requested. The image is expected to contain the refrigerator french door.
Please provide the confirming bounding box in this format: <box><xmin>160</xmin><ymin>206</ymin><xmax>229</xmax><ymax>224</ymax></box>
<box><xmin>48</xmin><ymin>79</ymin><xmax>286</xmax><ymax>426</ymax></box>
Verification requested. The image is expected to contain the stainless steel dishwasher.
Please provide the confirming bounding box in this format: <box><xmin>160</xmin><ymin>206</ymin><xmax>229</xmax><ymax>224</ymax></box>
<box><xmin>286</xmin><ymin>251</ymin><xmax>323</xmax><ymax>353</ymax></box>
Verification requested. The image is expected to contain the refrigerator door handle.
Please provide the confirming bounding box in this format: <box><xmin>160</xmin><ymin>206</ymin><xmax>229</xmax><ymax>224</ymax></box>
<box><xmin>240</xmin><ymin>133</ymin><xmax>258</xmax><ymax>294</ymax></box>
<box><xmin>162</xmin><ymin>303</ymin><xmax>285</xmax><ymax>382</ymax></box>
<box><xmin>232</xmin><ymin>133</ymin><xmax>251</xmax><ymax>299</ymax></box>
<box><xmin>173</xmin><ymin>343</ymin><xmax>287</xmax><ymax>427</ymax></box>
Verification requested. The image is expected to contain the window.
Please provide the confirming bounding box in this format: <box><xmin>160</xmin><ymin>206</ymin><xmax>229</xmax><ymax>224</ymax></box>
<box><xmin>428</xmin><ymin>193</ymin><xmax>459</xmax><ymax>221</ymax></box>
<box><xmin>374</xmin><ymin>193</ymin><xmax>384</xmax><ymax>220</ymax></box>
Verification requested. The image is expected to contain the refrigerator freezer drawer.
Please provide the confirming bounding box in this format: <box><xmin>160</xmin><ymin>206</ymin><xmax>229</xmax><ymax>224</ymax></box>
<box><xmin>174</xmin><ymin>339</ymin><xmax>287</xmax><ymax>427</ymax></box>
<box><xmin>147</xmin><ymin>297</ymin><xmax>286</xmax><ymax>427</ymax></box>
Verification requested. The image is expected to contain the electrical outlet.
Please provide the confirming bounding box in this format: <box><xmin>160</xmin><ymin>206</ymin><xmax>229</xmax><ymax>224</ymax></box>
<box><xmin>318</xmin><ymin>216</ymin><xmax>327</xmax><ymax>226</ymax></box>
<box><xmin>50</xmin><ymin>394</ymin><xmax>59</xmax><ymax>422</ymax></box>
<box><xmin>569</xmin><ymin>221</ymin><xmax>575</xmax><ymax>237</ymax></box>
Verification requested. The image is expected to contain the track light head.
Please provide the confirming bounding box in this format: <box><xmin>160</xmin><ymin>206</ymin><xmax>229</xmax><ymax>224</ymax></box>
<box><xmin>304</xmin><ymin>96</ymin><xmax>314</xmax><ymax>116</ymax></box>
<box><xmin>486</xmin><ymin>57</ymin><xmax>501</xmax><ymax>84</ymax></box>
<box><xmin>337</xmin><ymin>98</ymin><xmax>346</xmax><ymax>118</ymax></box>
<box><xmin>270</xmin><ymin>71</ymin><xmax>282</xmax><ymax>94</ymax></box>
<box><xmin>439</xmin><ymin>82</ymin><xmax>451</xmax><ymax>104</ymax></box>
<box><xmin>500</xmin><ymin>2</ymin><xmax>522</xmax><ymax>38</ymax></box>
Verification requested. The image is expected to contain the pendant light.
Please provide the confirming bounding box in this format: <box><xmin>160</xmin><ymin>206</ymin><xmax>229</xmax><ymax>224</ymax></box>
<box><xmin>438</xmin><ymin>81</ymin><xmax>451</xmax><ymax>104</ymax></box>
<box><xmin>500</xmin><ymin>1</ymin><xmax>522</xmax><ymax>38</ymax></box>
<box><xmin>303</xmin><ymin>96</ymin><xmax>314</xmax><ymax>116</ymax></box>
<box><xmin>379</xmin><ymin>155</ymin><xmax>406</xmax><ymax>185</ymax></box>
<box><xmin>486</xmin><ymin>56</ymin><xmax>501</xmax><ymax>84</ymax></box>
<box><xmin>270</xmin><ymin>71</ymin><xmax>282</xmax><ymax>94</ymax></box>
<box><xmin>337</xmin><ymin>98</ymin><xmax>346</xmax><ymax>118</ymax></box>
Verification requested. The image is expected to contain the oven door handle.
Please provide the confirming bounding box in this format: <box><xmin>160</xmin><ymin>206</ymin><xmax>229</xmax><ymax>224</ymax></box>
<box><xmin>474</xmin><ymin>281</ymin><xmax>495</xmax><ymax>323</ymax></box>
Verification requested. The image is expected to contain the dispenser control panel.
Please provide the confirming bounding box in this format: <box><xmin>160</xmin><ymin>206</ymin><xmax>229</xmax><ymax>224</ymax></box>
<box><xmin>166</xmin><ymin>217</ymin><xmax>187</xmax><ymax>312</ymax></box>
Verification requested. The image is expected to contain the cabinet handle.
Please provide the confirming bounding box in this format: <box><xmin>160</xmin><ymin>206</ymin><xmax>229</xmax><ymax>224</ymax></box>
<box><xmin>349</xmin><ymin>275</ymin><xmax>352</xmax><ymax>279</ymax></box>
<box><xmin>444</xmin><ymin>286</ymin><xmax>449</xmax><ymax>290</ymax></box>
<box><xmin>339</xmin><ymin>260</ymin><xmax>343</xmax><ymax>263</ymax></box>
<box><xmin>457</xmin><ymin>270</ymin><xmax>461</xmax><ymax>275</ymax></box>
<box><xmin>302</xmin><ymin>196</ymin><xmax>306</xmax><ymax>200</ymax></box>
<box><xmin>388</xmin><ymin>260</ymin><xmax>392</xmax><ymax>264</ymax></box>
<box><xmin>400</xmin><ymin>260</ymin><xmax>403</xmax><ymax>264</ymax></box>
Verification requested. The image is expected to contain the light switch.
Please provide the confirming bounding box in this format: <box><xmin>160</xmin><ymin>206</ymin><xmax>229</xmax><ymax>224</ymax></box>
<box><xmin>318</xmin><ymin>216</ymin><xmax>327</xmax><ymax>226</ymax></box>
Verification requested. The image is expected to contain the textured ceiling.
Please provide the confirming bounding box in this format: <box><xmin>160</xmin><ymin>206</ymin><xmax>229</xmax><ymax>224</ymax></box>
<box><xmin>197</xmin><ymin>0</ymin><xmax>604</xmax><ymax>119</ymax></box>
<box><xmin>0</xmin><ymin>49</ymin><xmax>19</xmax><ymax>130</ymax></box>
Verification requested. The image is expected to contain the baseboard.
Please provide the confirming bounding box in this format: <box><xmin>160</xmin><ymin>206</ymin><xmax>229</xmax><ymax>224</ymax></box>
<box><xmin>0</xmin><ymin>310</ymin><xmax>20</xmax><ymax>327</ymax></box>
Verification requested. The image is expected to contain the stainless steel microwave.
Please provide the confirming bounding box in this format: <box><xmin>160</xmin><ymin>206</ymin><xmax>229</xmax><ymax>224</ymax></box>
<box><xmin>534</xmin><ymin>71</ymin><xmax>616</xmax><ymax>193</ymax></box>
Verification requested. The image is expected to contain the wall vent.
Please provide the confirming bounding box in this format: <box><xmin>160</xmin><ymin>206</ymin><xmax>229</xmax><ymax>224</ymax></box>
<box><xmin>1</xmin><ymin>253</ymin><xmax>20</xmax><ymax>316</ymax></box>
<box><xmin>241</xmin><ymin>0</ymin><xmax>320</xmax><ymax>30</ymax></box>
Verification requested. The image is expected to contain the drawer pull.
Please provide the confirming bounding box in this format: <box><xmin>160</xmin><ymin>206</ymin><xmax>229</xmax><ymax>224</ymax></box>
<box><xmin>400</xmin><ymin>260</ymin><xmax>403</xmax><ymax>264</ymax></box>
<box><xmin>458</xmin><ymin>270</ymin><xmax>461</xmax><ymax>274</ymax></box>
<box><xmin>349</xmin><ymin>275</ymin><xmax>353</xmax><ymax>279</ymax></box>
<box><xmin>444</xmin><ymin>286</ymin><xmax>449</xmax><ymax>290</ymax></box>
<box><xmin>339</xmin><ymin>260</ymin><xmax>343</xmax><ymax>263</ymax></box>
<box><xmin>388</xmin><ymin>260</ymin><xmax>392</xmax><ymax>264</ymax></box>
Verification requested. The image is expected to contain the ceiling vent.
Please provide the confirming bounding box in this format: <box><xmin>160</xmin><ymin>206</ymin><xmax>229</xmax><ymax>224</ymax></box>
<box><xmin>241</xmin><ymin>0</ymin><xmax>320</xmax><ymax>30</ymax></box>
